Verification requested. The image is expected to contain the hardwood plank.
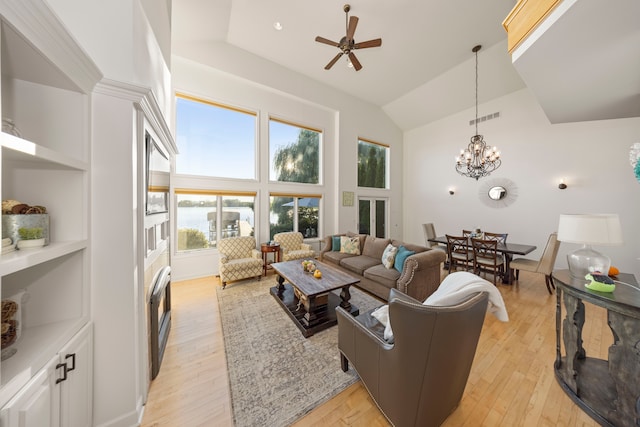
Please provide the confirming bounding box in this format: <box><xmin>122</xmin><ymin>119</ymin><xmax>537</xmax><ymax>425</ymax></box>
<box><xmin>141</xmin><ymin>270</ymin><xmax>606</xmax><ymax>427</ymax></box>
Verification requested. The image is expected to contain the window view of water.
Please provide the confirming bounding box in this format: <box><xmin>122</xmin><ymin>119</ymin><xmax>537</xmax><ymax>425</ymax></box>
<box><xmin>177</xmin><ymin>206</ymin><xmax>256</xmax><ymax>237</ymax></box>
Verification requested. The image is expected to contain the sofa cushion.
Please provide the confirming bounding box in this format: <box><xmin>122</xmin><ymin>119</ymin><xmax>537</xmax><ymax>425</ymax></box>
<box><xmin>340</xmin><ymin>236</ymin><xmax>361</xmax><ymax>254</ymax></box>
<box><xmin>363</xmin><ymin>264</ymin><xmax>400</xmax><ymax>289</ymax></box>
<box><xmin>381</xmin><ymin>244</ymin><xmax>397</xmax><ymax>269</ymax></box>
<box><xmin>363</xmin><ymin>236</ymin><xmax>391</xmax><ymax>260</ymax></box>
<box><xmin>394</xmin><ymin>246</ymin><xmax>416</xmax><ymax>272</ymax></box>
<box><xmin>323</xmin><ymin>250</ymin><xmax>356</xmax><ymax>266</ymax></box>
<box><xmin>340</xmin><ymin>255</ymin><xmax>381</xmax><ymax>275</ymax></box>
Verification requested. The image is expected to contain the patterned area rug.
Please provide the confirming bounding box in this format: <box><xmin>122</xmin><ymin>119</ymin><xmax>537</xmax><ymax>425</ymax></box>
<box><xmin>216</xmin><ymin>277</ymin><xmax>383</xmax><ymax>427</ymax></box>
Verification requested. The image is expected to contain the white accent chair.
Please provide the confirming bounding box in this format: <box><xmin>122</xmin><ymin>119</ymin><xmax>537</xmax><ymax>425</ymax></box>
<box><xmin>218</xmin><ymin>236</ymin><xmax>262</xmax><ymax>289</ymax></box>
<box><xmin>273</xmin><ymin>231</ymin><xmax>316</xmax><ymax>261</ymax></box>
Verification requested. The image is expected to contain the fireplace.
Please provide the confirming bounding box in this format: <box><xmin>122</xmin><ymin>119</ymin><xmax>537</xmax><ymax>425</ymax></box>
<box><xmin>149</xmin><ymin>265</ymin><xmax>171</xmax><ymax>379</ymax></box>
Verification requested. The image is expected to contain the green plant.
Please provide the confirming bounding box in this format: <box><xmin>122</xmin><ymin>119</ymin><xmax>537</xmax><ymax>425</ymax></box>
<box><xmin>177</xmin><ymin>228</ymin><xmax>209</xmax><ymax>251</ymax></box>
<box><xmin>18</xmin><ymin>227</ymin><xmax>43</xmax><ymax>240</ymax></box>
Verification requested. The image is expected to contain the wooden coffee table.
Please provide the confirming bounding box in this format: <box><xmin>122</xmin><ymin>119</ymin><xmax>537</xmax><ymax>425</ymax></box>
<box><xmin>270</xmin><ymin>260</ymin><xmax>360</xmax><ymax>337</ymax></box>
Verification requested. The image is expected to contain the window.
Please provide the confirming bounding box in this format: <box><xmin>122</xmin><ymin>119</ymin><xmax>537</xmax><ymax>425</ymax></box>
<box><xmin>175</xmin><ymin>94</ymin><xmax>257</xmax><ymax>179</ymax></box>
<box><xmin>357</xmin><ymin>138</ymin><xmax>388</xmax><ymax>189</ymax></box>
<box><xmin>269</xmin><ymin>118</ymin><xmax>321</xmax><ymax>184</ymax></box>
<box><xmin>269</xmin><ymin>194</ymin><xmax>320</xmax><ymax>240</ymax></box>
<box><xmin>176</xmin><ymin>191</ymin><xmax>255</xmax><ymax>251</ymax></box>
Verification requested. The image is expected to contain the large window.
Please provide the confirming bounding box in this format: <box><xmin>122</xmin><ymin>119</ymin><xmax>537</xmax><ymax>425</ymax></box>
<box><xmin>269</xmin><ymin>118</ymin><xmax>321</xmax><ymax>184</ymax></box>
<box><xmin>269</xmin><ymin>194</ymin><xmax>320</xmax><ymax>240</ymax></box>
<box><xmin>175</xmin><ymin>94</ymin><xmax>257</xmax><ymax>180</ymax></box>
<box><xmin>357</xmin><ymin>138</ymin><xmax>388</xmax><ymax>189</ymax></box>
<box><xmin>176</xmin><ymin>191</ymin><xmax>255</xmax><ymax>251</ymax></box>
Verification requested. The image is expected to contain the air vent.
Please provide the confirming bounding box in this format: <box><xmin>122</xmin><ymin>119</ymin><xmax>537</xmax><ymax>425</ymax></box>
<box><xmin>469</xmin><ymin>111</ymin><xmax>500</xmax><ymax>126</ymax></box>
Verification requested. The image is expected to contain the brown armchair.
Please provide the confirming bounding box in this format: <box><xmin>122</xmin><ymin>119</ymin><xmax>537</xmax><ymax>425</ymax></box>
<box><xmin>336</xmin><ymin>288</ymin><xmax>489</xmax><ymax>427</ymax></box>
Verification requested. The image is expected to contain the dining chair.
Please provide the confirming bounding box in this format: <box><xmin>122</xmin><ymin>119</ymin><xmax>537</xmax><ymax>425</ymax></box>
<box><xmin>483</xmin><ymin>232</ymin><xmax>508</xmax><ymax>265</ymax></box>
<box><xmin>422</xmin><ymin>223</ymin><xmax>446</xmax><ymax>252</ymax></box>
<box><xmin>471</xmin><ymin>238</ymin><xmax>504</xmax><ymax>285</ymax></box>
<box><xmin>462</xmin><ymin>229</ymin><xmax>473</xmax><ymax>238</ymax></box>
<box><xmin>446</xmin><ymin>235</ymin><xmax>474</xmax><ymax>273</ymax></box>
<box><xmin>483</xmin><ymin>232</ymin><xmax>508</xmax><ymax>245</ymax></box>
<box><xmin>509</xmin><ymin>232</ymin><xmax>561</xmax><ymax>294</ymax></box>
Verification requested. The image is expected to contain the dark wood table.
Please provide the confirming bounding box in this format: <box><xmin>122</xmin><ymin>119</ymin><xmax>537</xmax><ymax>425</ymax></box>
<box><xmin>554</xmin><ymin>270</ymin><xmax>640</xmax><ymax>426</ymax></box>
<box><xmin>270</xmin><ymin>260</ymin><xmax>360</xmax><ymax>337</ymax></box>
<box><xmin>260</xmin><ymin>242</ymin><xmax>280</xmax><ymax>276</ymax></box>
<box><xmin>428</xmin><ymin>235</ymin><xmax>536</xmax><ymax>284</ymax></box>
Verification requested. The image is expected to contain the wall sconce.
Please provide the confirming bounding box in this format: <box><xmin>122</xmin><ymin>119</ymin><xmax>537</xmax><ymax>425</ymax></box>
<box><xmin>558</xmin><ymin>179</ymin><xmax>567</xmax><ymax>190</ymax></box>
<box><xmin>448</xmin><ymin>188</ymin><xmax>455</xmax><ymax>195</ymax></box>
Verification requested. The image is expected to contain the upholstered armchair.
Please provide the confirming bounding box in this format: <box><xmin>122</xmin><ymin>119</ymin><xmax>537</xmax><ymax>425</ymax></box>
<box><xmin>273</xmin><ymin>231</ymin><xmax>315</xmax><ymax>261</ymax></box>
<box><xmin>218</xmin><ymin>236</ymin><xmax>263</xmax><ymax>289</ymax></box>
<box><xmin>336</xmin><ymin>288</ymin><xmax>489</xmax><ymax>427</ymax></box>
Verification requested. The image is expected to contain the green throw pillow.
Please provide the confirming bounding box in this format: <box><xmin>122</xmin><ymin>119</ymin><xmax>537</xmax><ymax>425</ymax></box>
<box><xmin>394</xmin><ymin>245</ymin><xmax>415</xmax><ymax>272</ymax></box>
<box><xmin>332</xmin><ymin>235</ymin><xmax>341</xmax><ymax>251</ymax></box>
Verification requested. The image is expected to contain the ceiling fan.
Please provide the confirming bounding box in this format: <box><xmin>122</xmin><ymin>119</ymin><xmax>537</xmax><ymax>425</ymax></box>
<box><xmin>315</xmin><ymin>4</ymin><xmax>382</xmax><ymax>71</ymax></box>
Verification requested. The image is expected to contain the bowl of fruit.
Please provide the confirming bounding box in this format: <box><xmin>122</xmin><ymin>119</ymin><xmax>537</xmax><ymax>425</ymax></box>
<box><xmin>302</xmin><ymin>260</ymin><xmax>316</xmax><ymax>273</ymax></box>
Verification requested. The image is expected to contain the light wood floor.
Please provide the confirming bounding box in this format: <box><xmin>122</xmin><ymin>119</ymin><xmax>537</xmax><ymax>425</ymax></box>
<box><xmin>141</xmin><ymin>270</ymin><xmax>608</xmax><ymax>426</ymax></box>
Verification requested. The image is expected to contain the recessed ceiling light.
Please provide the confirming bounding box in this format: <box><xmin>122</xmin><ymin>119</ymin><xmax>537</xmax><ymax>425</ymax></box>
<box><xmin>273</xmin><ymin>22</ymin><xmax>283</xmax><ymax>31</ymax></box>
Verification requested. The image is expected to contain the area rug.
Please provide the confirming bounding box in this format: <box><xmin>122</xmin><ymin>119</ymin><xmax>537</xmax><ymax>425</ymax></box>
<box><xmin>216</xmin><ymin>277</ymin><xmax>383</xmax><ymax>427</ymax></box>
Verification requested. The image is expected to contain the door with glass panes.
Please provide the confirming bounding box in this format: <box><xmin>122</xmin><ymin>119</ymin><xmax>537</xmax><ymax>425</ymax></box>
<box><xmin>358</xmin><ymin>198</ymin><xmax>387</xmax><ymax>238</ymax></box>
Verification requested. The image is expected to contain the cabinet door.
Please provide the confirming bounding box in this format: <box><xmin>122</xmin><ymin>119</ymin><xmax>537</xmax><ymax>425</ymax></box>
<box><xmin>0</xmin><ymin>358</ymin><xmax>60</xmax><ymax>427</ymax></box>
<box><xmin>58</xmin><ymin>324</ymin><xmax>92</xmax><ymax>427</ymax></box>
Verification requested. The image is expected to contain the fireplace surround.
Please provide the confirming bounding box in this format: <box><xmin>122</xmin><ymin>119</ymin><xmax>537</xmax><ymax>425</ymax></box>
<box><xmin>149</xmin><ymin>265</ymin><xmax>171</xmax><ymax>379</ymax></box>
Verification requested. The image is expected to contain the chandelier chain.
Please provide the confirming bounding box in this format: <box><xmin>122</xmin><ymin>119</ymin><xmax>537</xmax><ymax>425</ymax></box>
<box><xmin>475</xmin><ymin>49</ymin><xmax>478</xmax><ymax>136</ymax></box>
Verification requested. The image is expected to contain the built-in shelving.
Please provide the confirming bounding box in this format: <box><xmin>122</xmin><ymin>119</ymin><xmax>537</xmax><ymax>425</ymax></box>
<box><xmin>0</xmin><ymin>1</ymin><xmax>101</xmax><ymax>419</ymax></box>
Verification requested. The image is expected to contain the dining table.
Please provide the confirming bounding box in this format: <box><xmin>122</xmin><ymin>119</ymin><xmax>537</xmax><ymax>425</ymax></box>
<box><xmin>428</xmin><ymin>235</ymin><xmax>537</xmax><ymax>284</ymax></box>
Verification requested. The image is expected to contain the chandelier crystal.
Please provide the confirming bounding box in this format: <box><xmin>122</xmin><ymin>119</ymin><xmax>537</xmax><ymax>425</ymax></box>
<box><xmin>455</xmin><ymin>45</ymin><xmax>501</xmax><ymax>180</ymax></box>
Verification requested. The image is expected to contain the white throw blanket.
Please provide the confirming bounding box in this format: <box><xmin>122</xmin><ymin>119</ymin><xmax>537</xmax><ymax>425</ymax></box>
<box><xmin>371</xmin><ymin>271</ymin><xmax>509</xmax><ymax>341</ymax></box>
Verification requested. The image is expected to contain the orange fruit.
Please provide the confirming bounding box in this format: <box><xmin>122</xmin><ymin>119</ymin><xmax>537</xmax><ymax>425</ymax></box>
<box><xmin>608</xmin><ymin>266</ymin><xmax>619</xmax><ymax>276</ymax></box>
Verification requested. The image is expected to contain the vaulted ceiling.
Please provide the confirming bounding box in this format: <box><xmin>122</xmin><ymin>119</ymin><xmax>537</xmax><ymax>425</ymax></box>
<box><xmin>170</xmin><ymin>0</ymin><xmax>640</xmax><ymax>131</ymax></box>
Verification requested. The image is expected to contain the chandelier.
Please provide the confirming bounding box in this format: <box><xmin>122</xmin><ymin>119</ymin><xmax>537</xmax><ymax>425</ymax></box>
<box><xmin>455</xmin><ymin>45</ymin><xmax>501</xmax><ymax>180</ymax></box>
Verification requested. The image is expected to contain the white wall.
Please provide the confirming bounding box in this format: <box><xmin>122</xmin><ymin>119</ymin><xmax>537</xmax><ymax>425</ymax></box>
<box><xmin>47</xmin><ymin>0</ymin><xmax>173</xmax><ymax>120</ymax></box>
<box><xmin>170</xmin><ymin>53</ymin><xmax>403</xmax><ymax>281</ymax></box>
<box><xmin>404</xmin><ymin>88</ymin><xmax>640</xmax><ymax>278</ymax></box>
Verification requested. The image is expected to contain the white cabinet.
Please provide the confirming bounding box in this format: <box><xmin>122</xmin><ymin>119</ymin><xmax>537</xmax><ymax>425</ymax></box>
<box><xmin>0</xmin><ymin>324</ymin><xmax>92</xmax><ymax>427</ymax></box>
<box><xmin>0</xmin><ymin>0</ymin><xmax>101</xmax><ymax>423</ymax></box>
<box><xmin>0</xmin><ymin>358</ymin><xmax>60</xmax><ymax>427</ymax></box>
<box><xmin>58</xmin><ymin>324</ymin><xmax>92</xmax><ymax>427</ymax></box>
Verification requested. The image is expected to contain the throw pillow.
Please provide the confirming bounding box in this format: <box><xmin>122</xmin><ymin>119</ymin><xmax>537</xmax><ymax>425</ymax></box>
<box><xmin>340</xmin><ymin>236</ymin><xmax>360</xmax><ymax>255</ymax></box>
<box><xmin>394</xmin><ymin>245</ymin><xmax>415</xmax><ymax>272</ymax></box>
<box><xmin>332</xmin><ymin>235</ymin><xmax>341</xmax><ymax>251</ymax></box>
<box><xmin>381</xmin><ymin>243</ymin><xmax>398</xmax><ymax>269</ymax></box>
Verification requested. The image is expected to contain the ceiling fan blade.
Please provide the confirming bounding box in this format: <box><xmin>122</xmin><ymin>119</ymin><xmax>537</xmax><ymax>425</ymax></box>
<box><xmin>346</xmin><ymin>16</ymin><xmax>359</xmax><ymax>41</ymax></box>
<box><xmin>325</xmin><ymin>52</ymin><xmax>343</xmax><ymax>70</ymax></box>
<box><xmin>348</xmin><ymin>52</ymin><xmax>362</xmax><ymax>71</ymax></box>
<box><xmin>315</xmin><ymin>36</ymin><xmax>339</xmax><ymax>47</ymax></box>
<box><xmin>354</xmin><ymin>38</ymin><xmax>382</xmax><ymax>49</ymax></box>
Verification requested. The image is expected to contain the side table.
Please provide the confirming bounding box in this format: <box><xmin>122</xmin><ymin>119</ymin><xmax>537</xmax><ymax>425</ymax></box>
<box><xmin>261</xmin><ymin>242</ymin><xmax>281</xmax><ymax>276</ymax></box>
<box><xmin>554</xmin><ymin>269</ymin><xmax>640</xmax><ymax>426</ymax></box>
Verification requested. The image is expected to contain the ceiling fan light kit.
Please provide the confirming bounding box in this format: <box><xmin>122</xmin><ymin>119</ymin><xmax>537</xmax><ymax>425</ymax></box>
<box><xmin>315</xmin><ymin>4</ymin><xmax>382</xmax><ymax>71</ymax></box>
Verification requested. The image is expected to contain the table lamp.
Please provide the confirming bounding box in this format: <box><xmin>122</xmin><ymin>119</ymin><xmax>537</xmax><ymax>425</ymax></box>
<box><xmin>557</xmin><ymin>214</ymin><xmax>623</xmax><ymax>279</ymax></box>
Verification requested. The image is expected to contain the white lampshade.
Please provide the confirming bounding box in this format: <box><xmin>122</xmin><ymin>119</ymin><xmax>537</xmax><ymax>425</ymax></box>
<box><xmin>557</xmin><ymin>214</ymin><xmax>623</xmax><ymax>245</ymax></box>
<box><xmin>557</xmin><ymin>214</ymin><xmax>623</xmax><ymax>279</ymax></box>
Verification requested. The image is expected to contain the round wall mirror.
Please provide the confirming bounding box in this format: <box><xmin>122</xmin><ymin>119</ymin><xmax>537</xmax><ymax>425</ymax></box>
<box><xmin>479</xmin><ymin>178</ymin><xmax>518</xmax><ymax>208</ymax></box>
<box><xmin>488</xmin><ymin>186</ymin><xmax>507</xmax><ymax>200</ymax></box>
